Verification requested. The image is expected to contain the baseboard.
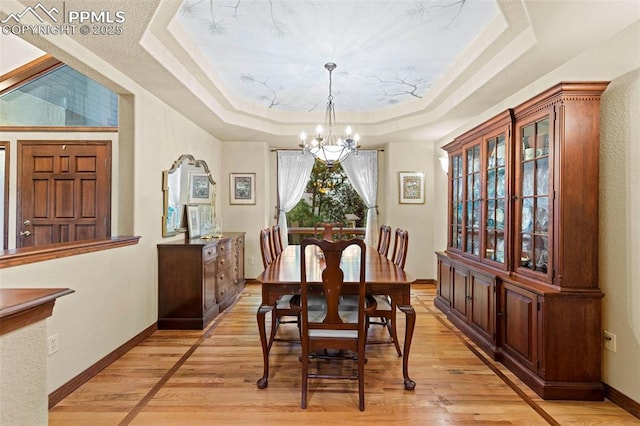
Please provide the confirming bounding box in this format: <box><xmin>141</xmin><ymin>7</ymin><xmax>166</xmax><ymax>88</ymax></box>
<box><xmin>604</xmin><ymin>383</ymin><xmax>640</xmax><ymax>419</ymax></box>
<box><xmin>48</xmin><ymin>323</ymin><xmax>157</xmax><ymax>408</ymax></box>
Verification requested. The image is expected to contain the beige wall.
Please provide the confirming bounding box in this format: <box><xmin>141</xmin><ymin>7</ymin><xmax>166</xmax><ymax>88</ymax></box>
<box><xmin>599</xmin><ymin>69</ymin><xmax>640</xmax><ymax>401</ymax></box>
<box><xmin>221</xmin><ymin>141</ymin><xmax>271</xmax><ymax>279</ymax></box>
<box><xmin>383</xmin><ymin>142</ymin><xmax>437</xmax><ymax>279</ymax></box>
<box><xmin>0</xmin><ymin>321</ymin><xmax>48</xmax><ymax>425</ymax></box>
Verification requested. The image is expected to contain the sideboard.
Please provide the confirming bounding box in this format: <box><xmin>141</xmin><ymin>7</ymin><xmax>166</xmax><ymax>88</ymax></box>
<box><xmin>157</xmin><ymin>232</ymin><xmax>245</xmax><ymax>329</ymax></box>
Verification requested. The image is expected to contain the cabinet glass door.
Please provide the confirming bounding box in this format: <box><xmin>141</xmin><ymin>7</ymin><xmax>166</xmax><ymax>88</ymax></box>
<box><xmin>465</xmin><ymin>145</ymin><xmax>481</xmax><ymax>256</ymax></box>
<box><xmin>485</xmin><ymin>134</ymin><xmax>506</xmax><ymax>265</ymax></box>
<box><xmin>450</xmin><ymin>153</ymin><xmax>463</xmax><ymax>250</ymax></box>
<box><xmin>519</xmin><ymin>118</ymin><xmax>550</xmax><ymax>275</ymax></box>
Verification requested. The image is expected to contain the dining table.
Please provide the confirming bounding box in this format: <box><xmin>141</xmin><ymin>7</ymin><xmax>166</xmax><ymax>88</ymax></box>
<box><xmin>255</xmin><ymin>243</ymin><xmax>417</xmax><ymax>390</ymax></box>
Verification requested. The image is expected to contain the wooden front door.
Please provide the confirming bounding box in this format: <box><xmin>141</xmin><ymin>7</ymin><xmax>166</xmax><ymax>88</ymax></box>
<box><xmin>17</xmin><ymin>141</ymin><xmax>111</xmax><ymax>248</ymax></box>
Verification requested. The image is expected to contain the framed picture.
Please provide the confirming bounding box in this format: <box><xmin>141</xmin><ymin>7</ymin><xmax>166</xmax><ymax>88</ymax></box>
<box><xmin>198</xmin><ymin>204</ymin><xmax>214</xmax><ymax>236</ymax></box>
<box><xmin>188</xmin><ymin>171</ymin><xmax>213</xmax><ymax>204</ymax></box>
<box><xmin>186</xmin><ymin>205</ymin><xmax>201</xmax><ymax>238</ymax></box>
<box><xmin>230</xmin><ymin>173</ymin><xmax>256</xmax><ymax>205</ymax></box>
<box><xmin>399</xmin><ymin>171</ymin><xmax>425</xmax><ymax>204</ymax></box>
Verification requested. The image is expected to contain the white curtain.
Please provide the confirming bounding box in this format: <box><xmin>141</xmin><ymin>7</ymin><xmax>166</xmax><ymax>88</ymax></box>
<box><xmin>341</xmin><ymin>150</ymin><xmax>378</xmax><ymax>247</ymax></box>
<box><xmin>277</xmin><ymin>151</ymin><xmax>315</xmax><ymax>247</ymax></box>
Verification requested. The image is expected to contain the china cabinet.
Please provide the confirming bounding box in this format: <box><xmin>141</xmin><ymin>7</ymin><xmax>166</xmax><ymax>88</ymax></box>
<box><xmin>157</xmin><ymin>232</ymin><xmax>245</xmax><ymax>329</ymax></box>
<box><xmin>436</xmin><ymin>82</ymin><xmax>608</xmax><ymax>400</ymax></box>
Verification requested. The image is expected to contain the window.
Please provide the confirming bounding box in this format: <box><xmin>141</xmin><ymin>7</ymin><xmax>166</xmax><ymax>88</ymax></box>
<box><xmin>287</xmin><ymin>160</ymin><xmax>367</xmax><ymax>236</ymax></box>
<box><xmin>0</xmin><ymin>63</ymin><xmax>118</xmax><ymax>127</ymax></box>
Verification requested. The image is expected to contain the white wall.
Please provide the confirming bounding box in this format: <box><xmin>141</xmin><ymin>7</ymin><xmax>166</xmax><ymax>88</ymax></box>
<box><xmin>0</xmin><ymin>33</ymin><xmax>42</xmax><ymax>74</ymax></box>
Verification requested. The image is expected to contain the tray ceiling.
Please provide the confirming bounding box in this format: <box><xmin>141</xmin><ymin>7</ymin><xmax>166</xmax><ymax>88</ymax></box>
<box><xmin>175</xmin><ymin>0</ymin><xmax>498</xmax><ymax>113</ymax></box>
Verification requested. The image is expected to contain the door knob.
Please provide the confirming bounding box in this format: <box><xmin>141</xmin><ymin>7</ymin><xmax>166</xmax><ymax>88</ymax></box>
<box><xmin>20</xmin><ymin>230</ymin><xmax>31</xmax><ymax>237</ymax></box>
<box><xmin>23</xmin><ymin>219</ymin><xmax>31</xmax><ymax>226</ymax></box>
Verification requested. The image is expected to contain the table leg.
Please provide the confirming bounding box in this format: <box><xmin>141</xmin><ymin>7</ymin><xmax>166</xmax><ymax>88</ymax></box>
<box><xmin>256</xmin><ymin>304</ymin><xmax>273</xmax><ymax>389</ymax></box>
<box><xmin>398</xmin><ymin>304</ymin><xmax>416</xmax><ymax>390</ymax></box>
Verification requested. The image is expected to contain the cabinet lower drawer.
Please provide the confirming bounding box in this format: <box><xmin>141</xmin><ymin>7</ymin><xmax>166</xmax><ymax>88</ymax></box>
<box><xmin>203</xmin><ymin>245</ymin><xmax>217</xmax><ymax>262</ymax></box>
<box><xmin>217</xmin><ymin>276</ymin><xmax>235</xmax><ymax>311</ymax></box>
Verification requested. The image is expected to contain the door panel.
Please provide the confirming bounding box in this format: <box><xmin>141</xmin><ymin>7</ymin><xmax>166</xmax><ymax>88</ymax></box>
<box><xmin>437</xmin><ymin>258</ymin><xmax>452</xmax><ymax>304</ymax></box>
<box><xmin>451</xmin><ymin>266</ymin><xmax>469</xmax><ymax>322</ymax></box>
<box><xmin>469</xmin><ymin>271</ymin><xmax>494</xmax><ymax>341</ymax></box>
<box><xmin>501</xmin><ymin>282</ymin><xmax>537</xmax><ymax>371</ymax></box>
<box><xmin>18</xmin><ymin>141</ymin><xmax>110</xmax><ymax>248</ymax></box>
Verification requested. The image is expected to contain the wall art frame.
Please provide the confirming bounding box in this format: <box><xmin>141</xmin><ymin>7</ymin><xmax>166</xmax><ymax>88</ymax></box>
<box><xmin>229</xmin><ymin>173</ymin><xmax>256</xmax><ymax>205</ymax></box>
<box><xmin>188</xmin><ymin>171</ymin><xmax>213</xmax><ymax>204</ymax></box>
<box><xmin>398</xmin><ymin>171</ymin><xmax>425</xmax><ymax>204</ymax></box>
<box><xmin>186</xmin><ymin>204</ymin><xmax>201</xmax><ymax>238</ymax></box>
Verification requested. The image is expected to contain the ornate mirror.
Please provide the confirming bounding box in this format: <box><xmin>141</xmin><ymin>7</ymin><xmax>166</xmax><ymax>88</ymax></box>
<box><xmin>162</xmin><ymin>154</ymin><xmax>216</xmax><ymax>237</ymax></box>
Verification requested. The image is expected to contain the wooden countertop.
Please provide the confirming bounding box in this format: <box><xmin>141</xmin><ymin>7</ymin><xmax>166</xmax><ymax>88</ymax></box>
<box><xmin>0</xmin><ymin>288</ymin><xmax>74</xmax><ymax>336</ymax></box>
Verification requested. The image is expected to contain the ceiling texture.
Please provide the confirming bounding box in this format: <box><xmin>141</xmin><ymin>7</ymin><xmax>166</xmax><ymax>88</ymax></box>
<box><xmin>2</xmin><ymin>0</ymin><xmax>640</xmax><ymax>148</ymax></box>
<box><xmin>176</xmin><ymin>0</ymin><xmax>498</xmax><ymax>113</ymax></box>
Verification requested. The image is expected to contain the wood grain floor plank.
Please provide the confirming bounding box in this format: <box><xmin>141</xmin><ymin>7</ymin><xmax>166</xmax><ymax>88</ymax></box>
<box><xmin>48</xmin><ymin>284</ymin><xmax>638</xmax><ymax>425</ymax></box>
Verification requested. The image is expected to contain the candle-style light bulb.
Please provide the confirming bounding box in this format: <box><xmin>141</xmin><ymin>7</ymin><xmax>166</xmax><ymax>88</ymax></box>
<box><xmin>354</xmin><ymin>133</ymin><xmax>360</xmax><ymax>143</ymax></box>
<box><xmin>300</xmin><ymin>131</ymin><xmax>307</xmax><ymax>142</ymax></box>
<box><xmin>345</xmin><ymin>126</ymin><xmax>352</xmax><ymax>136</ymax></box>
<box><xmin>316</xmin><ymin>125</ymin><xmax>323</xmax><ymax>135</ymax></box>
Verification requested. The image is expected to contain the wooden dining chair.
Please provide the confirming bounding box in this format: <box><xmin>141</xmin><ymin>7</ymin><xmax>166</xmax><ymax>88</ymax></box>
<box><xmin>271</xmin><ymin>224</ymin><xmax>284</xmax><ymax>257</ymax></box>
<box><xmin>260</xmin><ymin>227</ymin><xmax>300</xmax><ymax>347</ymax></box>
<box><xmin>391</xmin><ymin>228</ymin><xmax>409</xmax><ymax>269</ymax></box>
<box><xmin>376</xmin><ymin>224</ymin><xmax>391</xmax><ymax>256</ymax></box>
<box><xmin>259</xmin><ymin>227</ymin><xmax>274</xmax><ymax>269</ymax></box>
<box><xmin>299</xmin><ymin>238</ymin><xmax>375</xmax><ymax>411</ymax></box>
<box><xmin>366</xmin><ymin>228</ymin><xmax>409</xmax><ymax>357</ymax></box>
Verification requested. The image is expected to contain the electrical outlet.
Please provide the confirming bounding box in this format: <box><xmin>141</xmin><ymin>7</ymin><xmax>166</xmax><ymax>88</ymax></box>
<box><xmin>48</xmin><ymin>333</ymin><xmax>59</xmax><ymax>355</ymax></box>
<box><xmin>248</xmin><ymin>256</ymin><xmax>255</xmax><ymax>265</ymax></box>
<box><xmin>603</xmin><ymin>330</ymin><xmax>616</xmax><ymax>352</ymax></box>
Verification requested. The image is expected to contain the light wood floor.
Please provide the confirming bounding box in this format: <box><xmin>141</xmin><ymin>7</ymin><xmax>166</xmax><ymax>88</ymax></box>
<box><xmin>50</xmin><ymin>284</ymin><xmax>639</xmax><ymax>425</ymax></box>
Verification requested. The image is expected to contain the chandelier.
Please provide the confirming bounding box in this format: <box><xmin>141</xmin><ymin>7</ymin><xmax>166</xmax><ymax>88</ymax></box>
<box><xmin>299</xmin><ymin>62</ymin><xmax>359</xmax><ymax>167</ymax></box>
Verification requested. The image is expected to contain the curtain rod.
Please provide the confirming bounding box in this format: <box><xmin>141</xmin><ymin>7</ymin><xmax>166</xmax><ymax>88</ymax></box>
<box><xmin>270</xmin><ymin>148</ymin><xmax>384</xmax><ymax>152</ymax></box>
